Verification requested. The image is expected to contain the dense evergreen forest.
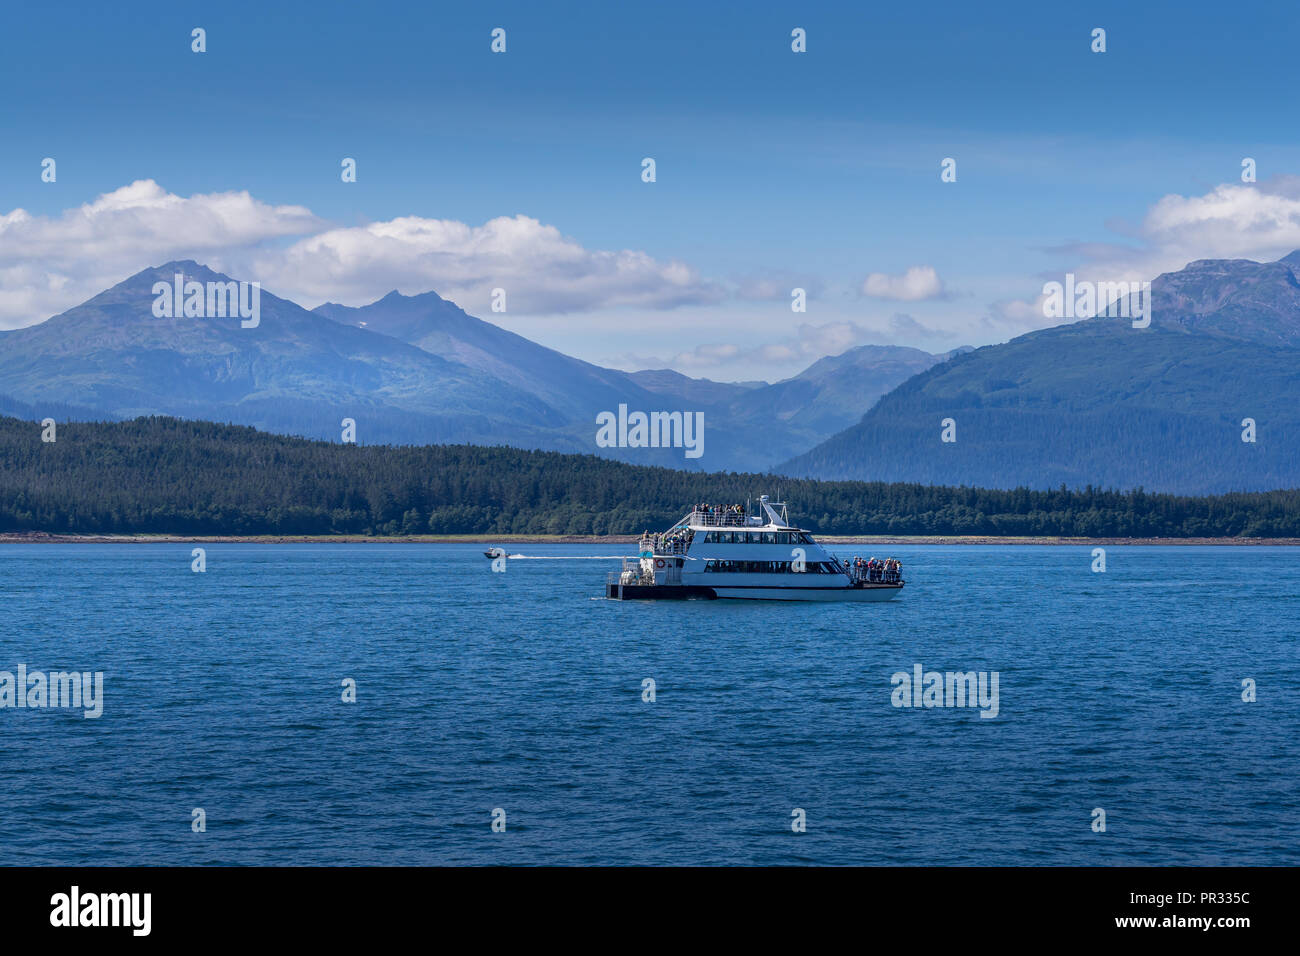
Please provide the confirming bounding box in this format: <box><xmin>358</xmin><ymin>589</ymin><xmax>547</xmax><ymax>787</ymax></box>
<box><xmin>2</xmin><ymin>415</ymin><xmax>1299</xmax><ymax>536</ymax></box>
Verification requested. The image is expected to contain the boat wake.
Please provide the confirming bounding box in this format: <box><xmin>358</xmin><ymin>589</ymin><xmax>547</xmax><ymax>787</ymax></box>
<box><xmin>505</xmin><ymin>554</ymin><xmax>626</xmax><ymax>560</ymax></box>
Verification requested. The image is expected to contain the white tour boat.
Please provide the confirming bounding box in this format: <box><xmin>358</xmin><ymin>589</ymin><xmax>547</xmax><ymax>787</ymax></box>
<box><xmin>606</xmin><ymin>496</ymin><xmax>904</xmax><ymax>602</ymax></box>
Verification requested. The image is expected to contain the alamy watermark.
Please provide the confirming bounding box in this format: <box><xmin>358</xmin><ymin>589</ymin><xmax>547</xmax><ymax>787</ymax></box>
<box><xmin>596</xmin><ymin>404</ymin><xmax>704</xmax><ymax>459</ymax></box>
<box><xmin>1042</xmin><ymin>273</ymin><xmax>1151</xmax><ymax>328</ymax></box>
<box><xmin>891</xmin><ymin>663</ymin><xmax>999</xmax><ymax>718</ymax></box>
<box><xmin>1</xmin><ymin>664</ymin><xmax>104</xmax><ymax>718</ymax></box>
<box><xmin>152</xmin><ymin>273</ymin><xmax>260</xmax><ymax>328</ymax></box>
<box><xmin>50</xmin><ymin>886</ymin><xmax>150</xmax><ymax>936</ymax></box>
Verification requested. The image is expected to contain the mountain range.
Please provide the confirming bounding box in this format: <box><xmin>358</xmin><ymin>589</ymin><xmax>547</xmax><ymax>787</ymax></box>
<box><xmin>0</xmin><ymin>261</ymin><xmax>952</xmax><ymax>473</ymax></box>
<box><xmin>3</xmin><ymin>253</ymin><xmax>1298</xmax><ymax>493</ymax></box>
<box><xmin>779</xmin><ymin>254</ymin><xmax>1300</xmax><ymax>494</ymax></box>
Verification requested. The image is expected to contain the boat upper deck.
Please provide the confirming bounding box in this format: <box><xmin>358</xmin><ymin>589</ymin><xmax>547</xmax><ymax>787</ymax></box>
<box><xmin>680</xmin><ymin>497</ymin><xmax>796</xmax><ymax>531</ymax></box>
<box><xmin>685</xmin><ymin>509</ymin><xmax>764</xmax><ymax>528</ymax></box>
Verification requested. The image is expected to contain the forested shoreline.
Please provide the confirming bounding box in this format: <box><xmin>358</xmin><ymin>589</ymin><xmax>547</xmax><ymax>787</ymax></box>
<box><xmin>3</xmin><ymin>416</ymin><xmax>1300</xmax><ymax>537</ymax></box>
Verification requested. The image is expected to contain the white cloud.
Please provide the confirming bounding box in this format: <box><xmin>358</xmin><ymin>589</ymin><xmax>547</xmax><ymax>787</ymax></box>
<box><xmin>257</xmin><ymin>214</ymin><xmax>721</xmax><ymax>313</ymax></box>
<box><xmin>988</xmin><ymin>178</ymin><xmax>1300</xmax><ymax>341</ymax></box>
<box><xmin>11</xmin><ymin>175</ymin><xmax>1300</xmax><ymax>380</ymax></box>
<box><xmin>1051</xmin><ymin>177</ymin><xmax>1300</xmax><ymax>284</ymax></box>
<box><xmin>0</xmin><ymin>181</ymin><xmax>721</xmax><ymax>329</ymax></box>
<box><xmin>1141</xmin><ymin>179</ymin><xmax>1300</xmax><ymax>266</ymax></box>
<box><xmin>619</xmin><ymin>320</ymin><xmax>885</xmax><ymax>372</ymax></box>
<box><xmin>0</xmin><ymin>180</ymin><xmax>319</xmax><ymax>327</ymax></box>
<box><xmin>0</xmin><ymin>180</ymin><xmax>320</xmax><ymax>262</ymax></box>
<box><xmin>733</xmin><ymin>272</ymin><xmax>824</xmax><ymax>302</ymax></box>
<box><xmin>860</xmin><ymin>265</ymin><xmax>947</xmax><ymax>301</ymax></box>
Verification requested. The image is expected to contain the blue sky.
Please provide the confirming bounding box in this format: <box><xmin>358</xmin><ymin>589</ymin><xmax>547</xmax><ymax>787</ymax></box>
<box><xmin>3</xmin><ymin>0</ymin><xmax>1300</xmax><ymax>379</ymax></box>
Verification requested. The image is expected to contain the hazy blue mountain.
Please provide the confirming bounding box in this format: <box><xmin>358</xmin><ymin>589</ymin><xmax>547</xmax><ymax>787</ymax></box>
<box><xmin>313</xmin><ymin>291</ymin><xmax>761</xmax><ymax>467</ymax></box>
<box><xmin>0</xmin><ymin>261</ymin><xmax>564</xmax><ymax>446</ymax></box>
<box><xmin>313</xmin><ymin>289</ymin><xmax>951</xmax><ymax>469</ymax></box>
<box><xmin>729</xmin><ymin>344</ymin><xmax>960</xmax><ymax>440</ymax></box>
<box><xmin>314</xmin><ymin>291</ymin><xmax>670</xmax><ymax>423</ymax></box>
<box><xmin>626</xmin><ymin>368</ymin><xmax>760</xmax><ymax>406</ymax></box>
<box><xmin>778</xmin><ymin>253</ymin><xmax>1300</xmax><ymax>494</ymax></box>
<box><xmin>0</xmin><ymin>392</ymin><xmax>115</xmax><ymax>424</ymax></box>
<box><xmin>0</xmin><ymin>262</ymin><xmax>954</xmax><ymax>472</ymax></box>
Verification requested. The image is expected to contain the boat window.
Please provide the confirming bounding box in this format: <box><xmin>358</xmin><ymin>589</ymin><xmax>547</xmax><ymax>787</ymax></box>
<box><xmin>761</xmin><ymin>532</ymin><xmax>775</xmax><ymax>544</ymax></box>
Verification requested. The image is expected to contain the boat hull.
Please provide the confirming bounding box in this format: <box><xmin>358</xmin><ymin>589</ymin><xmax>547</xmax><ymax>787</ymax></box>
<box><xmin>606</xmin><ymin>583</ymin><xmax>902</xmax><ymax>602</ymax></box>
<box><xmin>710</xmin><ymin>584</ymin><xmax>902</xmax><ymax>602</ymax></box>
<box><xmin>606</xmin><ymin>584</ymin><xmax>718</xmax><ymax>600</ymax></box>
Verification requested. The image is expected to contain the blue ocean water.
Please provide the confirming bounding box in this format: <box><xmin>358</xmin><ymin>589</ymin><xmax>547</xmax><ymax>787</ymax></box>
<box><xmin>0</xmin><ymin>542</ymin><xmax>1295</xmax><ymax>866</ymax></box>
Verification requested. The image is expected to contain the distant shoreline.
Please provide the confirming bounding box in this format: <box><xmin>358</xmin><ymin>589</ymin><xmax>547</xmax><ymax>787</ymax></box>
<box><xmin>2</xmin><ymin>532</ymin><xmax>1298</xmax><ymax>546</ymax></box>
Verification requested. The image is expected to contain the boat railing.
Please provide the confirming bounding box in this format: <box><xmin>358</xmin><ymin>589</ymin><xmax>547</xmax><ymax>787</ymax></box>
<box><xmin>686</xmin><ymin>510</ymin><xmax>753</xmax><ymax>528</ymax></box>
<box><xmin>649</xmin><ymin>527</ymin><xmax>694</xmax><ymax>554</ymax></box>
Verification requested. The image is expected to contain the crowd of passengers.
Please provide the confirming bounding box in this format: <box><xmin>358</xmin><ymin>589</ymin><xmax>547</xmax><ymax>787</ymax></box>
<box><xmin>658</xmin><ymin>527</ymin><xmax>691</xmax><ymax>551</ymax></box>
<box><xmin>850</xmin><ymin>556</ymin><xmax>902</xmax><ymax>584</ymax></box>
<box><xmin>700</xmin><ymin>557</ymin><xmax>902</xmax><ymax>580</ymax></box>
<box><xmin>693</xmin><ymin>503</ymin><xmax>746</xmax><ymax>516</ymax></box>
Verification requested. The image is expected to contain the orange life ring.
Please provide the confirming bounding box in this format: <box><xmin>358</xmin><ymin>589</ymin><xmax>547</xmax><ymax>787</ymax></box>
<box><xmin>655</xmin><ymin>558</ymin><xmax>665</xmax><ymax>569</ymax></box>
